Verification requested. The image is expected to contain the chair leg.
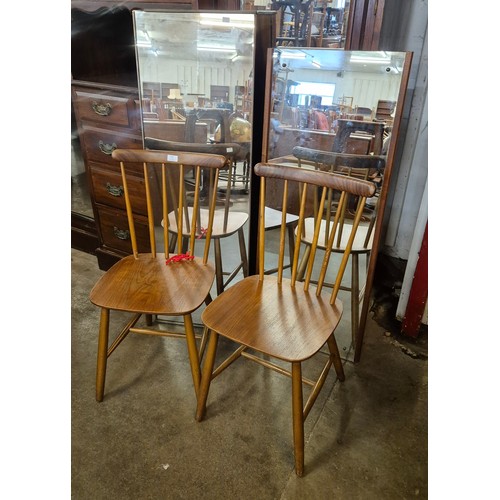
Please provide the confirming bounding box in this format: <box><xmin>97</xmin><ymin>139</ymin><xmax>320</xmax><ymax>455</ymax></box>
<box><xmin>214</xmin><ymin>238</ymin><xmax>224</xmax><ymax>295</ymax></box>
<box><xmin>238</xmin><ymin>227</ymin><xmax>249</xmax><ymax>277</ymax></box>
<box><xmin>291</xmin><ymin>362</ymin><xmax>305</xmax><ymax>477</ymax></box>
<box><xmin>327</xmin><ymin>335</ymin><xmax>345</xmax><ymax>382</ymax></box>
<box><xmin>196</xmin><ymin>330</ymin><xmax>219</xmax><ymax>421</ymax></box>
<box><xmin>184</xmin><ymin>314</ymin><xmax>201</xmax><ymax>398</ymax></box>
<box><xmin>351</xmin><ymin>253</ymin><xmax>360</xmax><ymax>346</ymax></box>
<box><xmin>287</xmin><ymin>224</ymin><xmax>296</xmax><ymax>268</ymax></box>
<box><xmin>198</xmin><ymin>325</ymin><xmax>209</xmax><ymax>361</ymax></box>
<box><xmin>96</xmin><ymin>308</ymin><xmax>110</xmax><ymax>402</ymax></box>
<box><xmin>297</xmin><ymin>244</ymin><xmax>311</xmax><ymax>281</ymax></box>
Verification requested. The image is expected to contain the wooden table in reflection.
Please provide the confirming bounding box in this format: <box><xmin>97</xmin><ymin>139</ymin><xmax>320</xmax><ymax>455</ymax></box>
<box><xmin>271</xmin><ymin>120</ymin><xmax>384</xmax><ymax>159</ymax></box>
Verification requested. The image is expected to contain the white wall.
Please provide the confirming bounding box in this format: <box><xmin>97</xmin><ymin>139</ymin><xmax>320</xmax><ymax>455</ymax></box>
<box><xmin>290</xmin><ymin>68</ymin><xmax>402</xmax><ymax>110</ymax></box>
<box><xmin>138</xmin><ymin>56</ymin><xmax>252</xmax><ymax>103</ymax></box>
<box><xmin>380</xmin><ymin>0</ymin><xmax>428</xmax><ymax>261</ymax></box>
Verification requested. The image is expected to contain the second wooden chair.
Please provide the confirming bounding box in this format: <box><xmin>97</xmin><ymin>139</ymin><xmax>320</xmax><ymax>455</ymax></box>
<box><xmin>195</xmin><ymin>162</ymin><xmax>376</xmax><ymax>476</ymax></box>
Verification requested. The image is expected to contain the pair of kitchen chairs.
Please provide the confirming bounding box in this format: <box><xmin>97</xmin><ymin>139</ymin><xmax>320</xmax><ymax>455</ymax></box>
<box><xmin>89</xmin><ymin>147</ymin><xmax>375</xmax><ymax>476</ymax></box>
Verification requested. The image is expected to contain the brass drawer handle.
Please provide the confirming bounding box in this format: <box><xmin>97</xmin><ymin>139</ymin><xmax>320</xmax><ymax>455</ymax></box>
<box><xmin>99</xmin><ymin>140</ymin><xmax>117</xmax><ymax>155</ymax></box>
<box><xmin>106</xmin><ymin>182</ymin><xmax>124</xmax><ymax>197</ymax></box>
<box><xmin>92</xmin><ymin>101</ymin><xmax>112</xmax><ymax>116</ymax></box>
<box><xmin>113</xmin><ymin>227</ymin><xmax>130</xmax><ymax>240</ymax></box>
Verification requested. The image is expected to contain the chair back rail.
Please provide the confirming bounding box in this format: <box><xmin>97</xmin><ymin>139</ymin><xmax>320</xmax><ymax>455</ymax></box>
<box><xmin>111</xmin><ymin>148</ymin><xmax>227</xmax><ymax>263</ymax></box>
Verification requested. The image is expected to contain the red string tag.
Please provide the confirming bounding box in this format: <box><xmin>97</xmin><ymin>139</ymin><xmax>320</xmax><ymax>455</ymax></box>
<box><xmin>165</xmin><ymin>253</ymin><xmax>195</xmax><ymax>265</ymax></box>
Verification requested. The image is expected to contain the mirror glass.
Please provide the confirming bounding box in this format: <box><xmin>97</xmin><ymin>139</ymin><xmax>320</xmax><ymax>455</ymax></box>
<box><xmin>263</xmin><ymin>48</ymin><xmax>409</xmax><ymax>360</ymax></box>
<box><xmin>133</xmin><ymin>10</ymin><xmax>257</xmax><ymax>322</ymax></box>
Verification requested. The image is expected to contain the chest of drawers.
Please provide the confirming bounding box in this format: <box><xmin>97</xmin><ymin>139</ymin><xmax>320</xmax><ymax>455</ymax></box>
<box><xmin>72</xmin><ymin>82</ymin><xmax>151</xmax><ymax>268</ymax></box>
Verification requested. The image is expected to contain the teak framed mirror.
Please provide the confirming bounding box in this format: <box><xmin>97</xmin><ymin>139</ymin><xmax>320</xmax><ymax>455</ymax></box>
<box><xmin>131</xmin><ymin>9</ymin><xmax>273</xmax><ymax>320</ymax></box>
<box><xmin>258</xmin><ymin>47</ymin><xmax>412</xmax><ymax>362</ymax></box>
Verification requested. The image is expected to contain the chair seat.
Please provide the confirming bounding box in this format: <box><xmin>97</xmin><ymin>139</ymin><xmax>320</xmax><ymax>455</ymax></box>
<box><xmin>201</xmin><ymin>274</ymin><xmax>343</xmax><ymax>362</ymax></box>
<box><xmin>299</xmin><ymin>217</ymin><xmax>374</xmax><ymax>253</ymax></box>
<box><xmin>167</xmin><ymin>208</ymin><xmax>248</xmax><ymax>238</ymax></box>
<box><xmin>90</xmin><ymin>254</ymin><xmax>216</xmax><ymax>315</ymax></box>
<box><xmin>264</xmin><ymin>206</ymin><xmax>299</xmax><ymax>230</ymax></box>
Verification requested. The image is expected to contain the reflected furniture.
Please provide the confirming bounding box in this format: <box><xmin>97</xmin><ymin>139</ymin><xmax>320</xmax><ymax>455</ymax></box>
<box><xmin>332</xmin><ymin>119</ymin><xmax>384</xmax><ymax>155</ymax></box>
<box><xmin>270</xmin><ymin>125</ymin><xmax>381</xmax><ymax>159</ymax></box>
<box><xmin>291</xmin><ymin>146</ymin><xmax>384</xmax><ymax>346</ymax></box>
<box><xmin>272</xmin><ymin>0</ymin><xmax>314</xmax><ymax>47</ymax></box>
<box><xmin>195</xmin><ymin>162</ymin><xmax>376</xmax><ymax>476</ymax></box>
<box><xmin>144</xmin><ymin>138</ymin><xmax>249</xmax><ymax>294</ymax></box>
<box><xmin>90</xmin><ymin>148</ymin><xmax>227</xmax><ymax>402</ymax></box>
<box><xmin>375</xmin><ymin>99</ymin><xmax>396</xmax><ymax>121</ymax></box>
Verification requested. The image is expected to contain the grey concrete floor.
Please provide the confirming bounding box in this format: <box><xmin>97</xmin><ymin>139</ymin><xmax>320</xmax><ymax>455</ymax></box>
<box><xmin>72</xmin><ymin>248</ymin><xmax>427</xmax><ymax>499</ymax></box>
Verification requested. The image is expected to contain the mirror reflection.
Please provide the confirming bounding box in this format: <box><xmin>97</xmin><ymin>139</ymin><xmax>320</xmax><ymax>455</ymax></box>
<box><xmin>133</xmin><ymin>11</ymin><xmax>257</xmax><ymax>313</ymax></box>
<box><xmin>264</xmin><ymin>48</ymin><xmax>407</xmax><ymax>359</ymax></box>
<box><xmin>134</xmin><ymin>11</ymin><xmax>255</xmax><ymax>195</ymax></box>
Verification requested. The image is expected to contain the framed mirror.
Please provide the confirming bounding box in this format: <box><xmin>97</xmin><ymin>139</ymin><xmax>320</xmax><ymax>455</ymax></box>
<box><xmin>260</xmin><ymin>47</ymin><xmax>412</xmax><ymax>361</ymax></box>
<box><xmin>132</xmin><ymin>10</ymin><xmax>275</xmax><ymax>323</ymax></box>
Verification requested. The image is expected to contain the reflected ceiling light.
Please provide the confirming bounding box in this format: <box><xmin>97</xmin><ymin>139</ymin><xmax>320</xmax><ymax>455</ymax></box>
<box><xmin>280</xmin><ymin>51</ymin><xmax>307</xmax><ymax>59</ymax></box>
<box><xmin>350</xmin><ymin>54</ymin><xmax>391</xmax><ymax>64</ymax></box>
<box><xmin>200</xmin><ymin>20</ymin><xmax>254</xmax><ymax>28</ymax></box>
<box><xmin>312</xmin><ymin>60</ymin><xmax>321</xmax><ymax>68</ymax></box>
<box><xmin>200</xmin><ymin>13</ymin><xmax>254</xmax><ymax>28</ymax></box>
<box><xmin>197</xmin><ymin>46</ymin><xmax>237</xmax><ymax>52</ymax></box>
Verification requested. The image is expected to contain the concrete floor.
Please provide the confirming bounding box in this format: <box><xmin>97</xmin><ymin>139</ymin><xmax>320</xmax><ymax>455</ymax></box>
<box><xmin>72</xmin><ymin>247</ymin><xmax>427</xmax><ymax>499</ymax></box>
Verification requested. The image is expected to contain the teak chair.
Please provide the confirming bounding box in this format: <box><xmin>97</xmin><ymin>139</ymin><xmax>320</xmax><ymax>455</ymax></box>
<box><xmin>196</xmin><ymin>163</ymin><xmax>376</xmax><ymax>476</ymax></box>
<box><xmin>292</xmin><ymin>146</ymin><xmax>383</xmax><ymax>346</ymax></box>
<box><xmin>89</xmin><ymin>148</ymin><xmax>227</xmax><ymax>402</ymax></box>
<box><xmin>145</xmin><ymin>138</ymin><xmax>249</xmax><ymax>295</ymax></box>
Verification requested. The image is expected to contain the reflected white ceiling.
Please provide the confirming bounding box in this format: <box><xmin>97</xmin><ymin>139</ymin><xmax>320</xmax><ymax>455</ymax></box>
<box><xmin>133</xmin><ymin>11</ymin><xmax>406</xmax><ymax>74</ymax></box>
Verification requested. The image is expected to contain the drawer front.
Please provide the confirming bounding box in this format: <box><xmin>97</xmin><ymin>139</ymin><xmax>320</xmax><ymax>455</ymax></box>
<box><xmin>97</xmin><ymin>204</ymin><xmax>151</xmax><ymax>254</ymax></box>
<box><xmin>90</xmin><ymin>165</ymin><xmax>148</xmax><ymax>215</ymax></box>
<box><xmin>81</xmin><ymin>126</ymin><xmax>142</xmax><ymax>167</ymax></box>
<box><xmin>73</xmin><ymin>88</ymin><xmax>137</xmax><ymax>128</ymax></box>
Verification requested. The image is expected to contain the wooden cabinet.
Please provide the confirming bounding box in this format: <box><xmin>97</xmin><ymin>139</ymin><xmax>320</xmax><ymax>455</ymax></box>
<box><xmin>71</xmin><ymin>1</ymin><xmax>197</xmax><ymax>270</ymax></box>
<box><xmin>72</xmin><ymin>82</ymin><xmax>149</xmax><ymax>267</ymax></box>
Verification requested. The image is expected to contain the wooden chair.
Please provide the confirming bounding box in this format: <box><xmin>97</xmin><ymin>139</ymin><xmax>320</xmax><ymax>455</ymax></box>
<box><xmin>89</xmin><ymin>148</ymin><xmax>228</xmax><ymax>402</ymax></box>
<box><xmin>291</xmin><ymin>146</ymin><xmax>383</xmax><ymax>347</ymax></box>
<box><xmin>272</xmin><ymin>0</ymin><xmax>314</xmax><ymax>47</ymax></box>
<box><xmin>195</xmin><ymin>163</ymin><xmax>376</xmax><ymax>476</ymax></box>
<box><xmin>144</xmin><ymin>138</ymin><xmax>249</xmax><ymax>295</ymax></box>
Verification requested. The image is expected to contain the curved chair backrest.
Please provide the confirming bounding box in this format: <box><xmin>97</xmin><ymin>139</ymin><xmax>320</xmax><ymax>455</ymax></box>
<box><xmin>254</xmin><ymin>162</ymin><xmax>376</xmax><ymax>303</ymax></box>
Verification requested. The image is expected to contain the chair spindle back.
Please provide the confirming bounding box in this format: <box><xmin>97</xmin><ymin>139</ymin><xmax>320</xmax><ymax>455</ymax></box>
<box><xmin>112</xmin><ymin>148</ymin><xmax>227</xmax><ymax>263</ymax></box>
<box><xmin>255</xmin><ymin>163</ymin><xmax>376</xmax><ymax>304</ymax></box>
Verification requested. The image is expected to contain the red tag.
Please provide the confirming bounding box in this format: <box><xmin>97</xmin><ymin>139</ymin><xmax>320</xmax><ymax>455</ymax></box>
<box><xmin>165</xmin><ymin>253</ymin><xmax>195</xmax><ymax>265</ymax></box>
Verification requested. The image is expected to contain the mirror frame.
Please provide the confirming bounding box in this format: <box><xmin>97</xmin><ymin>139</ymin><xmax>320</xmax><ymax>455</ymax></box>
<box><xmin>257</xmin><ymin>48</ymin><xmax>413</xmax><ymax>362</ymax></box>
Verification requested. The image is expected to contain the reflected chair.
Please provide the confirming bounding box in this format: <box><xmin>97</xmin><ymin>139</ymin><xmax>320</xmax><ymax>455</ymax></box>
<box><xmin>292</xmin><ymin>146</ymin><xmax>383</xmax><ymax>347</ymax></box>
<box><xmin>272</xmin><ymin>0</ymin><xmax>314</xmax><ymax>47</ymax></box>
<box><xmin>145</xmin><ymin>138</ymin><xmax>249</xmax><ymax>295</ymax></box>
<box><xmin>89</xmin><ymin>148</ymin><xmax>227</xmax><ymax>402</ymax></box>
<box><xmin>196</xmin><ymin>163</ymin><xmax>376</xmax><ymax>476</ymax></box>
